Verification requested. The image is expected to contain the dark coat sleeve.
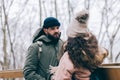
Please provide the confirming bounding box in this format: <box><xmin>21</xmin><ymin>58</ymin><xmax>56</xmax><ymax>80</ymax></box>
<box><xmin>23</xmin><ymin>43</ymin><xmax>45</xmax><ymax>80</ymax></box>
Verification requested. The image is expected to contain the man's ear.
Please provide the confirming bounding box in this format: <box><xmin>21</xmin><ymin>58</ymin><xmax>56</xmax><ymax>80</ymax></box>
<box><xmin>43</xmin><ymin>28</ymin><xmax>48</xmax><ymax>34</ymax></box>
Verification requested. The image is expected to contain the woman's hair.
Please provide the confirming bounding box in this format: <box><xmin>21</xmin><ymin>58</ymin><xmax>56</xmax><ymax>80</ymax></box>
<box><xmin>65</xmin><ymin>33</ymin><xmax>99</xmax><ymax>71</ymax></box>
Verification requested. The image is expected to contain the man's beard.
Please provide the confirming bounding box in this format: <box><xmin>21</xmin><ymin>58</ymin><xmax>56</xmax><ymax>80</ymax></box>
<box><xmin>47</xmin><ymin>32</ymin><xmax>61</xmax><ymax>44</ymax></box>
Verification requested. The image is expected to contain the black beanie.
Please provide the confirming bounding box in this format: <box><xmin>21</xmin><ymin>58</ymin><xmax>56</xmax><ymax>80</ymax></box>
<box><xmin>43</xmin><ymin>17</ymin><xmax>60</xmax><ymax>28</ymax></box>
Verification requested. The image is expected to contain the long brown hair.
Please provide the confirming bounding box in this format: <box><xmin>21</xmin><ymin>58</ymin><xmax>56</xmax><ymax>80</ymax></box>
<box><xmin>65</xmin><ymin>33</ymin><xmax>99</xmax><ymax>71</ymax></box>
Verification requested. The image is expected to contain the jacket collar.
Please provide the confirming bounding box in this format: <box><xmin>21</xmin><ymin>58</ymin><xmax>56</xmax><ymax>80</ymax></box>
<box><xmin>35</xmin><ymin>35</ymin><xmax>52</xmax><ymax>43</ymax></box>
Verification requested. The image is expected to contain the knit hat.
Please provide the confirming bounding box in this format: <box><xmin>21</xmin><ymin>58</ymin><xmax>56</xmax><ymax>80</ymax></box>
<box><xmin>67</xmin><ymin>9</ymin><xmax>89</xmax><ymax>38</ymax></box>
<box><xmin>43</xmin><ymin>17</ymin><xmax>60</xmax><ymax>28</ymax></box>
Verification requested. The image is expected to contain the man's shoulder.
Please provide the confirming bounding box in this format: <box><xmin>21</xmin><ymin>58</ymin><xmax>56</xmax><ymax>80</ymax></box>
<box><xmin>32</xmin><ymin>41</ymin><xmax>43</xmax><ymax>46</ymax></box>
<box><xmin>29</xmin><ymin>42</ymin><xmax>41</xmax><ymax>49</ymax></box>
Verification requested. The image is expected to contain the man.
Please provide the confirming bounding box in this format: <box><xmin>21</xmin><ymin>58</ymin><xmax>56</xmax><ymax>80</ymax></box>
<box><xmin>23</xmin><ymin>17</ymin><xmax>63</xmax><ymax>80</ymax></box>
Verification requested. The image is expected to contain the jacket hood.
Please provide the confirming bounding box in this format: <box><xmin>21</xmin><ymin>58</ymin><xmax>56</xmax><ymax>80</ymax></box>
<box><xmin>34</xmin><ymin>35</ymin><xmax>52</xmax><ymax>43</ymax></box>
<box><xmin>32</xmin><ymin>28</ymin><xmax>45</xmax><ymax>43</ymax></box>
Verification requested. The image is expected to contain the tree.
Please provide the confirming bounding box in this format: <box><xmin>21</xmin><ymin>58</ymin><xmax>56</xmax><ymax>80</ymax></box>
<box><xmin>98</xmin><ymin>0</ymin><xmax>120</xmax><ymax>62</ymax></box>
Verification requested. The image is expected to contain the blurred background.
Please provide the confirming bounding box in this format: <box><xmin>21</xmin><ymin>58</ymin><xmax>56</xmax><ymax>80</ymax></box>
<box><xmin>0</xmin><ymin>0</ymin><xmax>120</xmax><ymax>71</ymax></box>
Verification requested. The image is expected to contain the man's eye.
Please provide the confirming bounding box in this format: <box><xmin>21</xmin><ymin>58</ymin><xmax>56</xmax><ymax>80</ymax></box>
<box><xmin>57</xmin><ymin>27</ymin><xmax>59</xmax><ymax>29</ymax></box>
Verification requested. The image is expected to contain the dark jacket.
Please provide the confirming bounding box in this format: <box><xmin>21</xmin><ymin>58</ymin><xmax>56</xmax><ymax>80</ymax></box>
<box><xmin>23</xmin><ymin>35</ymin><xmax>63</xmax><ymax>80</ymax></box>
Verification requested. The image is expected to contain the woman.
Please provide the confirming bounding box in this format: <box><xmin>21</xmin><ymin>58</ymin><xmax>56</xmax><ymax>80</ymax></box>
<box><xmin>50</xmin><ymin>32</ymin><xmax>108</xmax><ymax>80</ymax></box>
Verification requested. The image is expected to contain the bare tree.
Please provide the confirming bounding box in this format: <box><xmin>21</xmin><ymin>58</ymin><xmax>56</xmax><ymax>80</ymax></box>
<box><xmin>39</xmin><ymin>0</ymin><xmax>42</xmax><ymax>27</ymax></box>
<box><xmin>1</xmin><ymin>0</ymin><xmax>30</xmax><ymax>70</ymax></box>
<box><xmin>84</xmin><ymin>0</ymin><xmax>90</xmax><ymax>10</ymax></box>
<box><xmin>67</xmin><ymin>0</ymin><xmax>71</xmax><ymax>22</ymax></box>
<box><xmin>1</xmin><ymin>0</ymin><xmax>9</xmax><ymax>70</ymax></box>
<box><xmin>42</xmin><ymin>0</ymin><xmax>47</xmax><ymax>17</ymax></box>
<box><xmin>115</xmin><ymin>52</ymin><xmax>120</xmax><ymax>62</ymax></box>
<box><xmin>98</xmin><ymin>0</ymin><xmax>120</xmax><ymax>62</ymax></box>
<box><xmin>54</xmin><ymin>0</ymin><xmax>58</xmax><ymax>18</ymax></box>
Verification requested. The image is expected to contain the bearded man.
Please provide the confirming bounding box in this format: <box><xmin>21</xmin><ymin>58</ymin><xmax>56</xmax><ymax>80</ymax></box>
<box><xmin>23</xmin><ymin>17</ymin><xmax>63</xmax><ymax>80</ymax></box>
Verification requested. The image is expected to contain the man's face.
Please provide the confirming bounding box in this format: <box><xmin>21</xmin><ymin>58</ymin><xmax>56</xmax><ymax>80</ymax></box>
<box><xmin>44</xmin><ymin>26</ymin><xmax>61</xmax><ymax>42</ymax></box>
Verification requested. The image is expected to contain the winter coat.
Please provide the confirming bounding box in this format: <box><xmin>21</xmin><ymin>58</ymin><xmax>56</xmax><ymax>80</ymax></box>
<box><xmin>23</xmin><ymin>35</ymin><xmax>63</xmax><ymax>80</ymax></box>
<box><xmin>50</xmin><ymin>52</ymin><xmax>91</xmax><ymax>80</ymax></box>
<box><xmin>50</xmin><ymin>47</ymin><xmax>108</xmax><ymax>80</ymax></box>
